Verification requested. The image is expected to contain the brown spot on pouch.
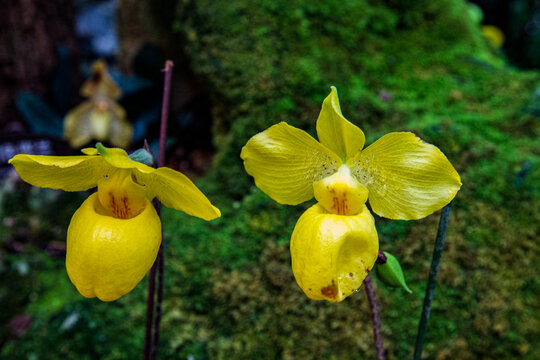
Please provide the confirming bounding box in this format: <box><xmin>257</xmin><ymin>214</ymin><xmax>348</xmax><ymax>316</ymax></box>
<box><xmin>321</xmin><ymin>280</ymin><xmax>338</xmax><ymax>300</ymax></box>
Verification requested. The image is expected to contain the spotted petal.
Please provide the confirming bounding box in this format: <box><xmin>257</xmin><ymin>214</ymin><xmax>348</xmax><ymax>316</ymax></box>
<box><xmin>9</xmin><ymin>154</ymin><xmax>107</xmax><ymax>191</ymax></box>
<box><xmin>241</xmin><ymin>122</ymin><xmax>342</xmax><ymax>205</ymax></box>
<box><xmin>316</xmin><ymin>87</ymin><xmax>365</xmax><ymax>160</ymax></box>
<box><xmin>348</xmin><ymin>132</ymin><xmax>461</xmax><ymax>220</ymax></box>
<box><xmin>95</xmin><ymin>144</ymin><xmax>220</xmax><ymax>220</ymax></box>
<box><xmin>291</xmin><ymin>203</ymin><xmax>378</xmax><ymax>302</ymax></box>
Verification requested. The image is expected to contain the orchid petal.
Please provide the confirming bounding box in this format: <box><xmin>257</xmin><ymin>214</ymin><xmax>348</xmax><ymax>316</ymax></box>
<box><xmin>291</xmin><ymin>203</ymin><xmax>378</xmax><ymax>302</ymax></box>
<box><xmin>97</xmin><ymin>145</ymin><xmax>155</xmax><ymax>174</ymax></box>
<box><xmin>64</xmin><ymin>101</ymin><xmax>95</xmax><ymax>148</ymax></box>
<box><xmin>107</xmin><ymin>102</ymin><xmax>132</xmax><ymax>149</ymax></box>
<box><xmin>348</xmin><ymin>132</ymin><xmax>462</xmax><ymax>220</ymax></box>
<box><xmin>9</xmin><ymin>154</ymin><xmax>107</xmax><ymax>191</ymax></box>
<box><xmin>316</xmin><ymin>87</ymin><xmax>365</xmax><ymax>160</ymax></box>
<box><xmin>137</xmin><ymin>167</ymin><xmax>221</xmax><ymax>221</ymax></box>
<box><xmin>241</xmin><ymin>122</ymin><xmax>342</xmax><ymax>205</ymax></box>
<box><xmin>81</xmin><ymin>60</ymin><xmax>122</xmax><ymax>99</ymax></box>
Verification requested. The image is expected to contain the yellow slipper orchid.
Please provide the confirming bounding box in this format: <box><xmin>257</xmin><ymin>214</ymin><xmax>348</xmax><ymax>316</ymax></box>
<box><xmin>241</xmin><ymin>87</ymin><xmax>461</xmax><ymax>302</ymax></box>
<box><xmin>64</xmin><ymin>60</ymin><xmax>133</xmax><ymax>149</ymax></box>
<box><xmin>9</xmin><ymin>143</ymin><xmax>220</xmax><ymax>301</ymax></box>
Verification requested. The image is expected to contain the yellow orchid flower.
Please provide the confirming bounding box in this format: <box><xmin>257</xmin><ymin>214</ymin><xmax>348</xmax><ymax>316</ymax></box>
<box><xmin>64</xmin><ymin>60</ymin><xmax>133</xmax><ymax>149</ymax></box>
<box><xmin>241</xmin><ymin>87</ymin><xmax>461</xmax><ymax>302</ymax></box>
<box><xmin>9</xmin><ymin>144</ymin><xmax>220</xmax><ymax>301</ymax></box>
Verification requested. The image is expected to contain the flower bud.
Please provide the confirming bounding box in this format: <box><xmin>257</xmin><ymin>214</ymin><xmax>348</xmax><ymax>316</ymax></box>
<box><xmin>374</xmin><ymin>251</ymin><xmax>412</xmax><ymax>293</ymax></box>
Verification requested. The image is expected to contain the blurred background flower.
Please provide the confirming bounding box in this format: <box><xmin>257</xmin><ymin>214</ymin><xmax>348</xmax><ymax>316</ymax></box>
<box><xmin>64</xmin><ymin>60</ymin><xmax>133</xmax><ymax>148</ymax></box>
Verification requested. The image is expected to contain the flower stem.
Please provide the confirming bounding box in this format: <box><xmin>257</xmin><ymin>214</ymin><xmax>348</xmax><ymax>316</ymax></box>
<box><xmin>413</xmin><ymin>203</ymin><xmax>452</xmax><ymax>360</ymax></box>
<box><xmin>144</xmin><ymin>254</ymin><xmax>156</xmax><ymax>360</ymax></box>
<box><xmin>143</xmin><ymin>60</ymin><xmax>174</xmax><ymax>360</ymax></box>
<box><xmin>158</xmin><ymin>60</ymin><xmax>174</xmax><ymax>169</ymax></box>
<box><xmin>364</xmin><ymin>275</ymin><xmax>385</xmax><ymax>360</ymax></box>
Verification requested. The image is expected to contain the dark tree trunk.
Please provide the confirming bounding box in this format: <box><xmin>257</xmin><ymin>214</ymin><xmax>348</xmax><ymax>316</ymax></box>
<box><xmin>0</xmin><ymin>0</ymin><xmax>77</xmax><ymax>134</ymax></box>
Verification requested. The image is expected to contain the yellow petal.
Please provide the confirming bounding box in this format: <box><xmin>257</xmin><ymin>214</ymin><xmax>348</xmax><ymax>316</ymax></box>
<box><xmin>313</xmin><ymin>165</ymin><xmax>369</xmax><ymax>216</ymax></box>
<box><xmin>137</xmin><ymin>167</ymin><xmax>221</xmax><ymax>221</ymax></box>
<box><xmin>94</xmin><ymin>144</ymin><xmax>219</xmax><ymax>220</ymax></box>
<box><xmin>97</xmin><ymin>169</ymin><xmax>147</xmax><ymax>219</ymax></box>
<box><xmin>107</xmin><ymin>102</ymin><xmax>133</xmax><ymax>148</ymax></box>
<box><xmin>97</xmin><ymin>145</ymin><xmax>154</xmax><ymax>174</ymax></box>
<box><xmin>348</xmin><ymin>132</ymin><xmax>462</xmax><ymax>220</ymax></box>
<box><xmin>89</xmin><ymin>107</ymin><xmax>112</xmax><ymax>140</ymax></box>
<box><xmin>66</xmin><ymin>193</ymin><xmax>161</xmax><ymax>301</ymax></box>
<box><xmin>241</xmin><ymin>122</ymin><xmax>342</xmax><ymax>205</ymax></box>
<box><xmin>64</xmin><ymin>101</ymin><xmax>94</xmax><ymax>148</ymax></box>
<box><xmin>9</xmin><ymin>154</ymin><xmax>107</xmax><ymax>191</ymax></box>
<box><xmin>81</xmin><ymin>59</ymin><xmax>122</xmax><ymax>99</ymax></box>
<box><xmin>81</xmin><ymin>148</ymin><xmax>98</xmax><ymax>155</ymax></box>
<box><xmin>64</xmin><ymin>99</ymin><xmax>132</xmax><ymax>149</ymax></box>
<box><xmin>316</xmin><ymin>87</ymin><xmax>365</xmax><ymax>160</ymax></box>
<box><xmin>290</xmin><ymin>203</ymin><xmax>378</xmax><ymax>302</ymax></box>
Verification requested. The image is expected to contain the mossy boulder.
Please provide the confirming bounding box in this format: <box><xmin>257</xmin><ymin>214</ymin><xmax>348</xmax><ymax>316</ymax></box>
<box><xmin>131</xmin><ymin>0</ymin><xmax>539</xmax><ymax>358</ymax></box>
<box><xmin>160</xmin><ymin>0</ymin><xmax>539</xmax><ymax>358</ymax></box>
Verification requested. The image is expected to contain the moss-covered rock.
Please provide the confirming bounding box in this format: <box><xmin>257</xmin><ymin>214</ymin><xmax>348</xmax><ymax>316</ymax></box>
<box><xmin>168</xmin><ymin>0</ymin><xmax>504</xmax><ymax>199</ymax></box>
<box><xmin>160</xmin><ymin>0</ymin><xmax>539</xmax><ymax>358</ymax></box>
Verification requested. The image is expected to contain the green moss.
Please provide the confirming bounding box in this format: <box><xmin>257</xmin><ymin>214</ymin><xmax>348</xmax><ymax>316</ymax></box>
<box><xmin>164</xmin><ymin>0</ymin><xmax>540</xmax><ymax>357</ymax></box>
<box><xmin>168</xmin><ymin>0</ymin><xmax>533</xmax><ymax>202</ymax></box>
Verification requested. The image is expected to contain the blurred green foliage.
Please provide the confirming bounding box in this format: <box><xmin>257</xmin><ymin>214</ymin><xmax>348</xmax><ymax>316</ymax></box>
<box><xmin>507</xmin><ymin>0</ymin><xmax>540</xmax><ymax>69</ymax></box>
<box><xmin>2</xmin><ymin>0</ymin><xmax>540</xmax><ymax>358</ymax></box>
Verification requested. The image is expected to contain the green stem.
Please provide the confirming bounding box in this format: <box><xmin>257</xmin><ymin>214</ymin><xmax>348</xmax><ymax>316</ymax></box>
<box><xmin>413</xmin><ymin>203</ymin><xmax>452</xmax><ymax>360</ymax></box>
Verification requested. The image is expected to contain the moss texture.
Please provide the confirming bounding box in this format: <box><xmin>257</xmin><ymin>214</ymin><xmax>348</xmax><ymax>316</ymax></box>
<box><xmin>2</xmin><ymin>0</ymin><xmax>539</xmax><ymax>358</ymax></box>
<box><xmin>162</xmin><ymin>0</ymin><xmax>540</xmax><ymax>358</ymax></box>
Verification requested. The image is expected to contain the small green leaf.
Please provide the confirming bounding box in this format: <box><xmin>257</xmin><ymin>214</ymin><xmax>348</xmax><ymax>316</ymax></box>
<box><xmin>375</xmin><ymin>251</ymin><xmax>412</xmax><ymax>293</ymax></box>
<box><xmin>16</xmin><ymin>92</ymin><xmax>64</xmax><ymax>137</ymax></box>
<box><xmin>129</xmin><ymin>148</ymin><xmax>154</xmax><ymax>166</ymax></box>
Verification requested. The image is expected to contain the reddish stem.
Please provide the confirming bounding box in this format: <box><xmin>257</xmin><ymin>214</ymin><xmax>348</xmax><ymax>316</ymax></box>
<box><xmin>143</xmin><ymin>257</ymin><xmax>156</xmax><ymax>360</ymax></box>
<box><xmin>143</xmin><ymin>60</ymin><xmax>174</xmax><ymax>360</ymax></box>
<box><xmin>158</xmin><ymin>60</ymin><xmax>174</xmax><ymax>169</ymax></box>
<box><xmin>364</xmin><ymin>275</ymin><xmax>385</xmax><ymax>360</ymax></box>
